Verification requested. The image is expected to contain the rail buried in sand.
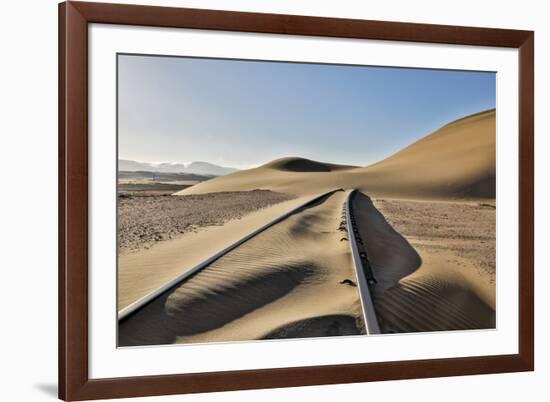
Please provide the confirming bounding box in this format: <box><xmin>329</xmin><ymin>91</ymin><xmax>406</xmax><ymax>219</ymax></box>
<box><xmin>118</xmin><ymin>188</ymin><xmax>343</xmax><ymax>321</ymax></box>
<box><xmin>344</xmin><ymin>189</ymin><xmax>380</xmax><ymax>335</ymax></box>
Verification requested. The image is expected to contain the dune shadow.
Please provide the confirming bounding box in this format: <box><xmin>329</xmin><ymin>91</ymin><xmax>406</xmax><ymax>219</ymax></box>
<box><xmin>263</xmin><ymin>314</ymin><xmax>363</xmax><ymax>339</ymax></box>
<box><xmin>352</xmin><ymin>191</ymin><xmax>495</xmax><ymax>333</ymax></box>
<box><xmin>352</xmin><ymin>191</ymin><xmax>422</xmax><ymax>293</ymax></box>
<box><xmin>378</xmin><ymin>276</ymin><xmax>496</xmax><ymax>333</ymax></box>
<box><xmin>119</xmin><ymin>261</ymin><xmax>316</xmax><ymax>346</ymax></box>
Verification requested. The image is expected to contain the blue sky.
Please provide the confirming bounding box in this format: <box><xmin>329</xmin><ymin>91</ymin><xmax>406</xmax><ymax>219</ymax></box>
<box><xmin>118</xmin><ymin>54</ymin><xmax>495</xmax><ymax>169</ymax></box>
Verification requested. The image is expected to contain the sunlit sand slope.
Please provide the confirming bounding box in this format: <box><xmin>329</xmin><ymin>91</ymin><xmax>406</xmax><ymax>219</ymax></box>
<box><xmin>175</xmin><ymin>109</ymin><xmax>495</xmax><ymax>199</ymax></box>
<box><xmin>118</xmin><ymin>196</ymin><xmax>311</xmax><ymax>310</ymax></box>
<box><xmin>357</xmin><ymin>109</ymin><xmax>496</xmax><ymax>198</ymax></box>
<box><xmin>174</xmin><ymin>156</ymin><xmax>357</xmax><ymax>197</ymax></box>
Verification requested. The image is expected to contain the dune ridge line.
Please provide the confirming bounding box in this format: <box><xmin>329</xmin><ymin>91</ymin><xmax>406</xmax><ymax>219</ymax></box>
<box><xmin>175</xmin><ymin>109</ymin><xmax>496</xmax><ymax>199</ymax></box>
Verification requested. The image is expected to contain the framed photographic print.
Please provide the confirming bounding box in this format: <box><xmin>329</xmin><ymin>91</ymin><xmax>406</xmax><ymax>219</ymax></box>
<box><xmin>59</xmin><ymin>1</ymin><xmax>534</xmax><ymax>400</ymax></box>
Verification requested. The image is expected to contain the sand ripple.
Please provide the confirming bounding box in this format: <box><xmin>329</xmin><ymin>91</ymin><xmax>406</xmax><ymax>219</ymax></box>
<box><xmin>352</xmin><ymin>192</ymin><xmax>495</xmax><ymax>333</ymax></box>
<box><xmin>119</xmin><ymin>191</ymin><xmax>364</xmax><ymax>346</ymax></box>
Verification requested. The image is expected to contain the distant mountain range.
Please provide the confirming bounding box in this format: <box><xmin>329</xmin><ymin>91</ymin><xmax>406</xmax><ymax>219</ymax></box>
<box><xmin>119</xmin><ymin>159</ymin><xmax>239</xmax><ymax>176</ymax></box>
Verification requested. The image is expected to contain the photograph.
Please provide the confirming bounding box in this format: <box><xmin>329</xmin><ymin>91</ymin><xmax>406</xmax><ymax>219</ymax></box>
<box><xmin>116</xmin><ymin>54</ymin><xmax>497</xmax><ymax>347</ymax></box>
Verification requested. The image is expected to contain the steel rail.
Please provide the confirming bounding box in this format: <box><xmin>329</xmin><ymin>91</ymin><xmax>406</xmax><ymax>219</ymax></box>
<box><xmin>118</xmin><ymin>188</ymin><xmax>342</xmax><ymax>321</ymax></box>
<box><xmin>345</xmin><ymin>189</ymin><xmax>380</xmax><ymax>334</ymax></box>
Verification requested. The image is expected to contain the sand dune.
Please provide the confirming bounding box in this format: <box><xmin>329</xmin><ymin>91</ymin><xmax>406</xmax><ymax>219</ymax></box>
<box><xmin>352</xmin><ymin>192</ymin><xmax>495</xmax><ymax>332</ymax></box>
<box><xmin>358</xmin><ymin>109</ymin><xmax>496</xmax><ymax>199</ymax></box>
<box><xmin>119</xmin><ymin>191</ymin><xmax>365</xmax><ymax>346</ymax></box>
<box><xmin>176</xmin><ymin>109</ymin><xmax>495</xmax><ymax>199</ymax></box>
<box><xmin>377</xmin><ymin>270</ymin><xmax>495</xmax><ymax>332</ymax></box>
<box><xmin>264</xmin><ymin>156</ymin><xmax>357</xmax><ymax>172</ymax></box>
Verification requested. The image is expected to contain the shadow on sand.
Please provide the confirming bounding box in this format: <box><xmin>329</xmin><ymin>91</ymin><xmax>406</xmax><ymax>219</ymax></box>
<box><xmin>353</xmin><ymin>191</ymin><xmax>495</xmax><ymax>333</ymax></box>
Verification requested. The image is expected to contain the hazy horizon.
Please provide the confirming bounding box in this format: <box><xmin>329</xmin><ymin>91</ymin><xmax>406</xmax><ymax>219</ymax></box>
<box><xmin>118</xmin><ymin>54</ymin><xmax>496</xmax><ymax>170</ymax></box>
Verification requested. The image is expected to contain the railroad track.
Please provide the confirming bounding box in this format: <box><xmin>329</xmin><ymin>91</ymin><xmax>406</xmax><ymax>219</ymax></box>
<box><xmin>344</xmin><ymin>189</ymin><xmax>380</xmax><ymax>334</ymax></box>
<box><xmin>118</xmin><ymin>188</ymin><xmax>342</xmax><ymax>321</ymax></box>
<box><xmin>118</xmin><ymin>188</ymin><xmax>380</xmax><ymax>338</ymax></box>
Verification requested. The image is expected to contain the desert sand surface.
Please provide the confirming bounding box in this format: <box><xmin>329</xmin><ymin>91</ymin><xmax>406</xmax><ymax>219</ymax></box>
<box><xmin>119</xmin><ymin>190</ymin><xmax>365</xmax><ymax>346</ymax></box>
<box><xmin>118</xmin><ymin>190</ymin><xmax>294</xmax><ymax>254</ymax></box>
<box><xmin>175</xmin><ymin>109</ymin><xmax>495</xmax><ymax>199</ymax></box>
<box><xmin>352</xmin><ymin>194</ymin><xmax>495</xmax><ymax>332</ymax></box>
<box><xmin>119</xmin><ymin>193</ymin><xmax>307</xmax><ymax>310</ymax></box>
<box><xmin>119</xmin><ymin>109</ymin><xmax>496</xmax><ymax>345</ymax></box>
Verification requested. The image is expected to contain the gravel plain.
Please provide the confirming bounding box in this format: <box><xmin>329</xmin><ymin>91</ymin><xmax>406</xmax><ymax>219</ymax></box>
<box><xmin>373</xmin><ymin>198</ymin><xmax>496</xmax><ymax>282</ymax></box>
<box><xmin>118</xmin><ymin>190</ymin><xmax>295</xmax><ymax>254</ymax></box>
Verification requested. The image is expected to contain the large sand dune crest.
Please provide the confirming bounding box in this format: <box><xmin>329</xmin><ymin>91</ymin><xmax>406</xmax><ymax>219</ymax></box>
<box><xmin>359</xmin><ymin>109</ymin><xmax>496</xmax><ymax>198</ymax></box>
<box><xmin>175</xmin><ymin>109</ymin><xmax>496</xmax><ymax>199</ymax></box>
<box><xmin>264</xmin><ymin>156</ymin><xmax>357</xmax><ymax>172</ymax></box>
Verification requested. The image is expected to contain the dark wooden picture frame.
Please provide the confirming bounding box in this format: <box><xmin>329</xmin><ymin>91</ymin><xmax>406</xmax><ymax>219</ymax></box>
<box><xmin>59</xmin><ymin>1</ymin><xmax>534</xmax><ymax>400</ymax></box>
